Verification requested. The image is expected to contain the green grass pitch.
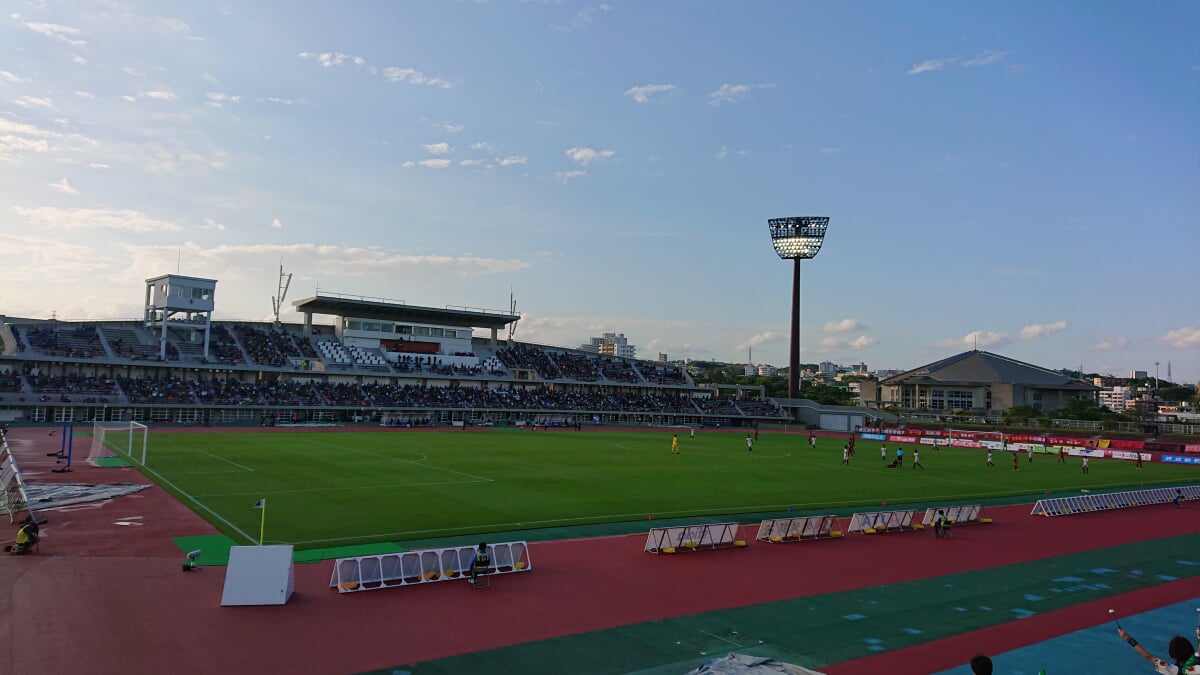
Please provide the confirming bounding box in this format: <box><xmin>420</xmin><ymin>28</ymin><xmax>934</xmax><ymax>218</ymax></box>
<box><xmin>118</xmin><ymin>428</ymin><xmax>1198</xmax><ymax>549</ymax></box>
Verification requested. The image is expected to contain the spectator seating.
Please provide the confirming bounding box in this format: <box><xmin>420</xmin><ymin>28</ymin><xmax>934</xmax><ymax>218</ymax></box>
<box><xmin>24</xmin><ymin>324</ymin><xmax>105</xmax><ymax>359</ymax></box>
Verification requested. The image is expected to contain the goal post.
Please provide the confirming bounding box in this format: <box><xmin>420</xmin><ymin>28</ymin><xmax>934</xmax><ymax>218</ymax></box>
<box><xmin>88</xmin><ymin>421</ymin><xmax>149</xmax><ymax>467</ymax></box>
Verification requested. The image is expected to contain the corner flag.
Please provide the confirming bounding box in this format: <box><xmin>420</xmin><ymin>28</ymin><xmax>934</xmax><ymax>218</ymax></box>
<box><xmin>252</xmin><ymin>499</ymin><xmax>266</xmax><ymax>545</ymax></box>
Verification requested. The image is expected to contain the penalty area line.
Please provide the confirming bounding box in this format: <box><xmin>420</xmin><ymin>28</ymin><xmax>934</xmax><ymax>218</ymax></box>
<box><xmin>193</xmin><ymin>448</ymin><xmax>255</xmax><ymax>472</ymax></box>
<box><xmin>136</xmin><ymin>463</ymin><xmax>258</xmax><ymax>545</ymax></box>
<box><xmin>196</xmin><ymin>477</ymin><xmax>490</xmax><ymax>499</ymax></box>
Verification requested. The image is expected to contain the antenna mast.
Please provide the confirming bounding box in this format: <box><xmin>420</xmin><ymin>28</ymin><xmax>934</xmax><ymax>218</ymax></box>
<box><xmin>271</xmin><ymin>260</ymin><xmax>293</xmax><ymax>327</ymax></box>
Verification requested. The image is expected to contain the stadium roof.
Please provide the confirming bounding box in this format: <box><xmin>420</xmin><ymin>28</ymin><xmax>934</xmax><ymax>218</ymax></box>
<box><xmin>292</xmin><ymin>295</ymin><xmax>519</xmax><ymax>330</ymax></box>
<box><xmin>880</xmin><ymin>350</ymin><xmax>1096</xmax><ymax>389</ymax></box>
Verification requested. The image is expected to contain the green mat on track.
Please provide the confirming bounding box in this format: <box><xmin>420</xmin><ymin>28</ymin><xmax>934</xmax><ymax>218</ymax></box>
<box><xmin>171</xmin><ymin>535</ymin><xmax>406</xmax><ymax>566</ymax></box>
<box><xmin>172</xmin><ymin>534</ymin><xmax>240</xmax><ymax>566</ymax></box>
<box><xmin>92</xmin><ymin>457</ymin><xmax>130</xmax><ymax>468</ymax></box>
<box><xmin>293</xmin><ymin>542</ymin><xmax>407</xmax><ymax>564</ymax></box>
<box><xmin>381</xmin><ymin>532</ymin><xmax>1200</xmax><ymax>675</ymax></box>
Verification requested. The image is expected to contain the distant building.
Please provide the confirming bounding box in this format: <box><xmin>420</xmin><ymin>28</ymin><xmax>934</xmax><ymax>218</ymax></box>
<box><xmin>859</xmin><ymin>350</ymin><xmax>1097</xmax><ymax>414</ymax></box>
<box><xmin>818</xmin><ymin>361</ymin><xmax>837</xmax><ymax>375</ymax></box>
<box><xmin>743</xmin><ymin>363</ymin><xmax>756</xmax><ymax>376</ymax></box>
<box><xmin>756</xmin><ymin>364</ymin><xmax>778</xmax><ymax>377</ymax></box>
<box><xmin>579</xmin><ymin>332</ymin><xmax>636</xmax><ymax>359</ymax></box>
<box><xmin>1098</xmin><ymin>385</ymin><xmax>1135</xmax><ymax>411</ymax></box>
<box><xmin>1130</xmin><ymin>370</ymin><xmax>1148</xmax><ymax>380</ymax></box>
<box><xmin>657</xmin><ymin>352</ymin><xmax>668</xmax><ymax>363</ymax></box>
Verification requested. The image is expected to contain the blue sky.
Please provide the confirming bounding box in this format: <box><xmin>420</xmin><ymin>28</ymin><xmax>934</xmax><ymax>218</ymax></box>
<box><xmin>1</xmin><ymin>1</ymin><xmax>1198</xmax><ymax>383</ymax></box>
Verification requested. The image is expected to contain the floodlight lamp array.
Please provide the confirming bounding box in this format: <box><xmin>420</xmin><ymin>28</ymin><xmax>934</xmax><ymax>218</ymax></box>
<box><xmin>768</xmin><ymin>216</ymin><xmax>830</xmax><ymax>260</ymax></box>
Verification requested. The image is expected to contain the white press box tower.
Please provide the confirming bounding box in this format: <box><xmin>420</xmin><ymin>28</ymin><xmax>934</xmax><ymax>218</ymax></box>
<box><xmin>144</xmin><ymin>274</ymin><xmax>217</xmax><ymax>362</ymax></box>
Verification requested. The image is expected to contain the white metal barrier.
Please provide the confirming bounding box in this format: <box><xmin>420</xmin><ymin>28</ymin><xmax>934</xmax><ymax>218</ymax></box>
<box><xmin>644</xmin><ymin>522</ymin><xmax>743</xmax><ymax>554</ymax></box>
<box><xmin>921</xmin><ymin>505</ymin><xmax>985</xmax><ymax>527</ymax></box>
<box><xmin>1031</xmin><ymin>486</ymin><xmax>1200</xmax><ymax>517</ymax></box>
<box><xmin>847</xmin><ymin>510</ymin><xmax>917</xmax><ymax>534</ymax></box>
<box><xmin>755</xmin><ymin>515</ymin><xmax>842</xmax><ymax>543</ymax></box>
<box><xmin>329</xmin><ymin>540</ymin><xmax>531</xmax><ymax>593</ymax></box>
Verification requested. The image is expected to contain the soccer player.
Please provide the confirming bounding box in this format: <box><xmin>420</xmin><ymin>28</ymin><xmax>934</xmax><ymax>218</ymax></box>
<box><xmin>808</xmin><ymin>431</ymin><xmax>816</xmax><ymax>449</ymax></box>
<box><xmin>841</xmin><ymin>445</ymin><xmax>850</xmax><ymax>466</ymax></box>
<box><xmin>912</xmin><ymin>449</ymin><xmax>924</xmax><ymax>470</ymax></box>
<box><xmin>882</xmin><ymin>445</ymin><xmax>887</xmax><ymax>462</ymax></box>
<box><xmin>986</xmin><ymin>450</ymin><xmax>994</xmax><ymax>467</ymax></box>
<box><xmin>746</xmin><ymin>434</ymin><xmax>753</xmax><ymax>453</ymax></box>
<box><xmin>1027</xmin><ymin>446</ymin><xmax>1034</xmax><ymax>463</ymax></box>
<box><xmin>1135</xmin><ymin>454</ymin><xmax>1143</xmax><ymax>470</ymax></box>
<box><xmin>1012</xmin><ymin>452</ymin><xmax>1019</xmax><ymax>471</ymax></box>
<box><xmin>690</xmin><ymin>427</ymin><xmax>695</xmax><ymax>441</ymax></box>
<box><xmin>671</xmin><ymin>434</ymin><xmax>679</xmax><ymax>455</ymax></box>
<box><xmin>1057</xmin><ymin>446</ymin><xmax>1067</xmax><ymax>463</ymax></box>
<box><xmin>1081</xmin><ymin>456</ymin><xmax>1089</xmax><ymax>474</ymax></box>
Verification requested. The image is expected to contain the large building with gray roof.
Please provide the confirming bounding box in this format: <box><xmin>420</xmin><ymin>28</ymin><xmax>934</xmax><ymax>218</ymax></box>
<box><xmin>858</xmin><ymin>350</ymin><xmax>1097</xmax><ymax>414</ymax></box>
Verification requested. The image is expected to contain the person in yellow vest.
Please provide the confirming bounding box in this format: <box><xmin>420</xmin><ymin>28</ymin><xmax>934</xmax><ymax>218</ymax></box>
<box><xmin>5</xmin><ymin>516</ymin><xmax>40</xmax><ymax>555</ymax></box>
<box><xmin>671</xmin><ymin>434</ymin><xmax>680</xmax><ymax>455</ymax></box>
<box><xmin>469</xmin><ymin>542</ymin><xmax>491</xmax><ymax>585</ymax></box>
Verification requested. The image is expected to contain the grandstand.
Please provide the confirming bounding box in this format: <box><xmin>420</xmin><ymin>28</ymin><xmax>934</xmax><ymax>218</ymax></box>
<box><xmin>0</xmin><ymin>275</ymin><xmax>791</xmax><ymax>427</ymax></box>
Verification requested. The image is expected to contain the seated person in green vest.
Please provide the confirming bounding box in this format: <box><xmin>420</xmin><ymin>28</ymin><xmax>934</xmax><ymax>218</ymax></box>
<box><xmin>469</xmin><ymin>542</ymin><xmax>491</xmax><ymax>585</ymax></box>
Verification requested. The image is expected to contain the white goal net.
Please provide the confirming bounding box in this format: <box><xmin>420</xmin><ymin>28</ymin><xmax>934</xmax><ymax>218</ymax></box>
<box><xmin>88</xmin><ymin>421</ymin><xmax>149</xmax><ymax>466</ymax></box>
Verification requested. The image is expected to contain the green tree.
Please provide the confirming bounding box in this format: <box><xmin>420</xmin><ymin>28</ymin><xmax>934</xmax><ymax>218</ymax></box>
<box><xmin>801</xmin><ymin>383</ymin><xmax>854</xmax><ymax>406</ymax></box>
<box><xmin>1004</xmin><ymin>404</ymin><xmax>1042</xmax><ymax>425</ymax></box>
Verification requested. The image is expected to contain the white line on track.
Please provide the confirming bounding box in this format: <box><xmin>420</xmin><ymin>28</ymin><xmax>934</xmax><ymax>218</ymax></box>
<box><xmin>194</xmin><ymin>448</ymin><xmax>255</xmax><ymax>472</ymax></box>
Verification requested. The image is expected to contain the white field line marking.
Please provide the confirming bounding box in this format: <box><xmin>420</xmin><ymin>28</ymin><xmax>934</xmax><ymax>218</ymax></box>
<box><xmin>301</xmin><ymin>439</ymin><xmax>492</xmax><ymax>483</ymax></box>
<box><xmin>698</xmin><ymin>629</ymin><xmax>745</xmax><ymax>648</ymax></box>
<box><xmin>193</xmin><ymin>448</ymin><xmax>255</xmax><ymax>472</ymax></box>
<box><xmin>134</xmin><ymin>462</ymin><xmax>257</xmax><ymax>544</ymax></box>
<box><xmin>196</xmin><ymin>478</ymin><xmax>489</xmax><ymax>499</ymax></box>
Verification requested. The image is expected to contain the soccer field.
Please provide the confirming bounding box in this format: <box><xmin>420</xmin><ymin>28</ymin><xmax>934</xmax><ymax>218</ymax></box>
<box><xmin>122</xmin><ymin>428</ymin><xmax>1199</xmax><ymax>549</ymax></box>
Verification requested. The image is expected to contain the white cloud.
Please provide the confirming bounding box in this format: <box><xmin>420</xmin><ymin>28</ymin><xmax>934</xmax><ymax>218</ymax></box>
<box><xmin>551</xmin><ymin>4</ymin><xmax>611</xmax><ymax>32</ymax></box>
<box><xmin>708</xmin><ymin>82</ymin><xmax>775</xmax><ymax>106</ymax></box>
<box><xmin>0</xmin><ymin>70</ymin><xmax>26</xmax><ymax>83</ymax></box>
<box><xmin>13</xmin><ymin>206</ymin><xmax>182</xmax><ymax>232</ymax></box>
<box><xmin>470</xmin><ymin>141</ymin><xmax>497</xmax><ymax>153</ymax></box>
<box><xmin>1091</xmin><ymin>337</ymin><xmax>1128</xmax><ymax>351</ymax></box>
<box><xmin>623</xmin><ymin>83</ymin><xmax>677</xmax><ymax>104</ymax></box>
<box><xmin>202</xmin><ymin>218</ymin><xmax>226</xmax><ymax>231</ymax></box>
<box><xmin>566</xmin><ymin>146</ymin><xmax>615</xmax><ymax>165</ymax></box>
<box><xmin>1161</xmin><ymin>327</ymin><xmax>1200</xmax><ymax>349</ymax></box>
<box><xmin>499</xmin><ymin>155</ymin><xmax>528</xmax><ymax>166</ymax></box>
<box><xmin>1018</xmin><ymin>320</ymin><xmax>1067</xmax><ymax>340</ymax></box>
<box><xmin>437</xmin><ymin>122</ymin><xmax>464</xmax><ymax>134</ymax></box>
<box><xmin>142</xmin><ymin>90</ymin><xmax>178</xmax><ymax>101</ymax></box>
<box><xmin>206</xmin><ymin>92</ymin><xmax>242</xmax><ymax>106</ymax></box>
<box><xmin>418</xmin><ymin>158</ymin><xmax>451</xmax><ymax>169</ymax></box>
<box><xmin>48</xmin><ymin>177</ymin><xmax>77</xmax><ymax>195</ymax></box>
<box><xmin>554</xmin><ymin>169</ymin><xmax>587</xmax><ymax>182</ymax></box>
<box><xmin>123</xmin><ymin>66</ymin><xmax>147</xmax><ymax>78</ymax></box>
<box><xmin>298</xmin><ymin>52</ymin><xmax>364</xmax><ymax>68</ymax></box>
<box><xmin>14</xmin><ymin>96</ymin><xmax>55</xmax><ymax>109</ymax></box>
<box><xmin>823</xmin><ymin>318</ymin><xmax>864</xmax><ymax>333</ymax></box>
<box><xmin>381</xmin><ymin>67</ymin><xmax>453</xmax><ymax>89</ymax></box>
<box><xmin>936</xmin><ymin>330</ymin><xmax>1012</xmax><ymax>350</ymax></box>
<box><xmin>270</xmin><ymin>218</ymin><xmax>283</xmax><ymax>229</ymax></box>
<box><xmin>159</xmin><ymin>17</ymin><xmax>190</xmax><ymax>33</ymax></box>
<box><xmin>423</xmin><ymin>142</ymin><xmax>451</xmax><ymax>155</ymax></box>
<box><xmin>736</xmin><ymin>331</ymin><xmax>784</xmax><ymax>351</ymax></box>
<box><xmin>22</xmin><ymin>21</ymin><xmax>87</xmax><ymax>47</ymax></box>
<box><xmin>257</xmin><ymin>96</ymin><xmax>310</xmax><ymax>106</ymax></box>
<box><xmin>715</xmin><ymin>146</ymin><xmax>729</xmax><ymax>160</ymax></box>
<box><xmin>908</xmin><ymin>49</ymin><xmax>1009</xmax><ymax>75</ymax></box>
<box><xmin>72</xmin><ymin>55</ymin><xmax>87</xmax><ymax>65</ymax></box>
<box><xmin>460</xmin><ymin>159</ymin><xmax>486</xmax><ymax>167</ymax></box>
<box><xmin>819</xmin><ymin>334</ymin><xmax>878</xmax><ymax>352</ymax></box>
<box><xmin>75</xmin><ymin>90</ymin><xmax>94</xmax><ymax>98</ymax></box>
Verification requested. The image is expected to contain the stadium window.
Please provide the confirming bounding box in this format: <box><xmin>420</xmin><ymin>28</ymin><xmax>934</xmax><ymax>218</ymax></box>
<box><xmin>347</xmin><ymin>320</ymin><xmax>361</xmax><ymax>331</ymax></box>
<box><xmin>396</xmin><ymin>325</ymin><xmax>411</xmax><ymax>335</ymax></box>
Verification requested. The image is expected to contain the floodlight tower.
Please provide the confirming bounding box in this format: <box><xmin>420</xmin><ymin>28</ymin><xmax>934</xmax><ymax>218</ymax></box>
<box><xmin>768</xmin><ymin>216</ymin><xmax>830</xmax><ymax>399</ymax></box>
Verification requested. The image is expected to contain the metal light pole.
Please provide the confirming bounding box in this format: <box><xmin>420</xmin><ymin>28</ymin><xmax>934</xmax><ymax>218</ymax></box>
<box><xmin>768</xmin><ymin>216</ymin><xmax>830</xmax><ymax>399</ymax></box>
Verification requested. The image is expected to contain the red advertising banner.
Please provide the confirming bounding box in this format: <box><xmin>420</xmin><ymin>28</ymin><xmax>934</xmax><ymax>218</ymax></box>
<box><xmin>888</xmin><ymin>435</ymin><xmax>919</xmax><ymax>444</ymax></box>
<box><xmin>1108</xmin><ymin>439</ymin><xmax>1144</xmax><ymax>450</ymax></box>
<box><xmin>1007</xmin><ymin>434</ymin><xmax>1046</xmax><ymax>444</ymax></box>
<box><xmin>1047</xmin><ymin>436</ymin><xmax>1085</xmax><ymax>447</ymax></box>
<box><xmin>1186</xmin><ymin>444</ymin><xmax>1200</xmax><ymax>454</ymax></box>
<box><xmin>950</xmin><ymin>439</ymin><xmax>982</xmax><ymax>449</ymax></box>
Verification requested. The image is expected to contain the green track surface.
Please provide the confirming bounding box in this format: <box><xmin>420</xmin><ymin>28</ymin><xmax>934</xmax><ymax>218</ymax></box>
<box><xmin>124</xmin><ymin>429</ymin><xmax>1197</xmax><ymax>550</ymax></box>
<box><xmin>171</xmin><ymin>534</ymin><xmax>406</xmax><ymax>565</ymax></box>
<box><xmin>383</xmin><ymin>533</ymin><xmax>1200</xmax><ymax>675</ymax></box>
